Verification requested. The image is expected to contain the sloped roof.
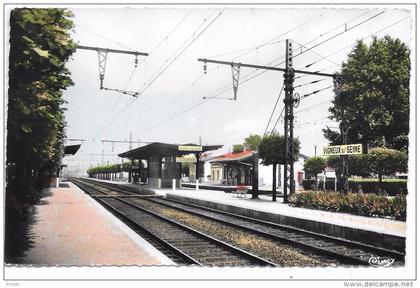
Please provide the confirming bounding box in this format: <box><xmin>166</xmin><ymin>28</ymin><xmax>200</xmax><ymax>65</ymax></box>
<box><xmin>211</xmin><ymin>150</ymin><xmax>254</xmax><ymax>163</ymax></box>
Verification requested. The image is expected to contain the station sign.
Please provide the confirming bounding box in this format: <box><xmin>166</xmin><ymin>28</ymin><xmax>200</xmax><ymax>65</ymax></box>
<box><xmin>178</xmin><ymin>145</ymin><xmax>202</xmax><ymax>152</ymax></box>
<box><xmin>176</xmin><ymin>156</ymin><xmax>196</xmax><ymax>163</ymax></box>
<box><xmin>321</xmin><ymin>144</ymin><xmax>363</xmax><ymax>156</ymax></box>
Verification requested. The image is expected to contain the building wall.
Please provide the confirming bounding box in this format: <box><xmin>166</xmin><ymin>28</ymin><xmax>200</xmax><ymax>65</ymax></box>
<box><xmin>208</xmin><ymin>157</ymin><xmax>306</xmax><ymax>188</ymax></box>
<box><xmin>210</xmin><ymin>164</ymin><xmax>223</xmax><ymax>184</ymax></box>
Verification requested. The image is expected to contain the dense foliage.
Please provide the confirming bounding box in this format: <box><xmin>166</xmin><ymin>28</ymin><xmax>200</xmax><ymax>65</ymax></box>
<box><xmin>290</xmin><ymin>191</ymin><xmax>406</xmax><ymax>220</ymax></box>
<box><xmin>303</xmin><ymin>156</ymin><xmax>327</xmax><ymax>178</ymax></box>
<box><xmin>232</xmin><ymin>144</ymin><xmax>245</xmax><ymax>154</ymax></box>
<box><xmin>368</xmin><ymin>148</ymin><xmax>408</xmax><ymax>181</ymax></box>
<box><xmin>326</xmin><ymin>148</ymin><xmax>407</xmax><ymax>181</ymax></box>
<box><xmin>302</xmin><ymin>178</ymin><xmax>407</xmax><ymax>196</ymax></box>
<box><xmin>323</xmin><ymin>36</ymin><xmax>410</xmax><ymax>152</ymax></box>
<box><xmin>243</xmin><ymin>134</ymin><xmax>262</xmax><ymax>151</ymax></box>
<box><xmin>6</xmin><ymin>8</ymin><xmax>75</xmax><ymax>211</ymax></box>
<box><xmin>258</xmin><ymin>133</ymin><xmax>300</xmax><ymax>165</ymax></box>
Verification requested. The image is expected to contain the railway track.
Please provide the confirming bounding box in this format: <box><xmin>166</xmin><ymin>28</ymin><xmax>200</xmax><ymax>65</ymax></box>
<box><xmin>145</xmin><ymin>197</ymin><xmax>405</xmax><ymax>266</ymax></box>
<box><xmin>71</xmin><ymin>178</ymin><xmax>277</xmax><ymax>267</ymax></box>
<box><xmin>72</xmin><ymin>178</ymin><xmax>405</xmax><ymax>267</ymax></box>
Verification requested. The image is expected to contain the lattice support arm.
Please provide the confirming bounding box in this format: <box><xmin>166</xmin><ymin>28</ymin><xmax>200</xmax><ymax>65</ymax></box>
<box><xmin>98</xmin><ymin>51</ymin><xmax>108</xmax><ymax>89</ymax></box>
<box><xmin>231</xmin><ymin>64</ymin><xmax>240</xmax><ymax>100</ymax></box>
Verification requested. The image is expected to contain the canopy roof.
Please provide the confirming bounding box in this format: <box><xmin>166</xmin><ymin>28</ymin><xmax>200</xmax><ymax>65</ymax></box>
<box><xmin>64</xmin><ymin>144</ymin><xmax>81</xmax><ymax>155</ymax></box>
<box><xmin>118</xmin><ymin>142</ymin><xmax>223</xmax><ymax>159</ymax></box>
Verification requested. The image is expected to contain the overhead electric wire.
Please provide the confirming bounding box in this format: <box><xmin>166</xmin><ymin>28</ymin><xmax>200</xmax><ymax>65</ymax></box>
<box><xmin>298</xmin><ymin>15</ymin><xmax>411</xmax><ymax>75</ymax></box>
<box><xmin>139</xmin><ymin>11</ymin><xmax>393</xmax><ymax>136</ymax></box>
<box><xmin>270</xmin><ymin>106</ymin><xmax>285</xmax><ymax>135</ymax></box>
<box><xmin>136</xmin><ymin>10</ymin><xmax>223</xmax><ymax>96</ymax></box>
<box><xmin>201</xmin><ymin>11</ymin><xmax>383</xmax><ymax>103</ymax></box>
<box><xmin>206</xmin><ymin>15</ymin><xmax>320</xmax><ymax>59</ymax></box>
<box><xmin>294</xmin><ymin>78</ymin><xmax>328</xmax><ymax>89</ymax></box>
<box><xmin>148</xmin><ymin>10</ymin><xmax>193</xmax><ymax>55</ymax></box>
<box><xmin>293</xmin><ymin>41</ymin><xmax>341</xmax><ymax>68</ymax></box>
<box><xmin>300</xmin><ymin>85</ymin><xmax>334</xmax><ymax>100</ymax></box>
<box><xmin>83</xmin><ymin>10</ymin><xmax>223</xmax><ymax>149</ymax></box>
<box><xmin>295</xmin><ymin>99</ymin><xmax>331</xmax><ymax>115</ymax></box>
<box><xmin>108</xmin><ymin>11</ymin><xmax>193</xmax><ymax>115</ymax></box>
<box><xmin>292</xmin><ymin>11</ymin><xmax>385</xmax><ymax>60</ymax></box>
<box><xmin>263</xmin><ymin>84</ymin><xmax>284</xmax><ymax>136</ymax></box>
<box><xmin>75</xmin><ymin>24</ymin><xmax>137</xmax><ymax>51</ymax></box>
<box><xmin>94</xmin><ymin>11</ymin><xmax>406</xmax><ymax>147</ymax></box>
<box><xmin>161</xmin><ymin>15</ymin><xmax>322</xmax><ymax>110</ymax></box>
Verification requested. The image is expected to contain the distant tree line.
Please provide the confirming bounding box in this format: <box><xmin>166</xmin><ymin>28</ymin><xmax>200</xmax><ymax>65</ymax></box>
<box><xmin>6</xmin><ymin>8</ymin><xmax>75</xmax><ymax>215</ymax></box>
<box><xmin>87</xmin><ymin>161</ymin><xmax>143</xmax><ymax>177</ymax></box>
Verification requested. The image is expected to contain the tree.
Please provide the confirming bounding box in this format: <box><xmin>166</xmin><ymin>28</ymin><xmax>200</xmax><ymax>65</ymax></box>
<box><xmin>243</xmin><ymin>134</ymin><xmax>262</xmax><ymax>151</ymax></box>
<box><xmin>347</xmin><ymin>154</ymin><xmax>371</xmax><ymax>177</ymax></box>
<box><xmin>258</xmin><ymin>133</ymin><xmax>300</xmax><ymax>201</ymax></box>
<box><xmin>327</xmin><ymin>148</ymin><xmax>408</xmax><ymax>181</ymax></box>
<box><xmin>323</xmin><ymin>36</ymin><xmax>410</xmax><ymax>152</ymax></box>
<box><xmin>303</xmin><ymin>157</ymin><xmax>327</xmax><ymax>179</ymax></box>
<box><xmin>367</xmin><ymin>148</ymin><xmax>408</xmax><ymax>182</ymax></box>
<box><xmin>232</xmin><ymin>144</ymin><xmax>244</xmax><ymax>153</ymax></box>
<box><xmin>7</xmin><ymin>8</ymin><xmax>75</xmax><ymax>208</ymax></box>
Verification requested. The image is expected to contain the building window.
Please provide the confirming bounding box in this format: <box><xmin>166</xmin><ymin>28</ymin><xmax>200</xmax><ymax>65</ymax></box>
<box><xmin>216</xmin><ymin>170</ymin><xmax>219</xmax><ymax>181</ymax></box>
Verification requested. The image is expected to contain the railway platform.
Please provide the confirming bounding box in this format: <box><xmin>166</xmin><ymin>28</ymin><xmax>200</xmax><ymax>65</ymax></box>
<box><xmin>17</xmin><ymin>182</ymin><xmax>174</xmax><ymax>266</ymax></box>
<box><xmin>87</xmin><ymin>178</ymin><xmax>406</xmax><ymax>252</ymax></box>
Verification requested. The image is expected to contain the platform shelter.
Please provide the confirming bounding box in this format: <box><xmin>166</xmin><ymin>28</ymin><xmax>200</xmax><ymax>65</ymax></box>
<box><xmin>118</xmin><ymin>142</ymin><xmax>223</xmax><ymax>188</ymax></box>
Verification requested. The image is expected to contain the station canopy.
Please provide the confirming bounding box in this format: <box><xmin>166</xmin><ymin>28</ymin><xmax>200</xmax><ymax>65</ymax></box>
<box><xmin>64</xmin><ymin>144</ymin><xmax>81</xmax><ymax>155</ymax></box>
<box><xmin>118</xmin><ymin>142</ymin><xmax>223</xmax><ymax>160</ymax></box>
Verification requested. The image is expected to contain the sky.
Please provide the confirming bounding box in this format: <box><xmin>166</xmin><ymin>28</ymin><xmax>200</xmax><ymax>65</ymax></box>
<box><xmin>60</xmin><ymin>5</ymin><xmax>413</xmax><ymax>175</ymax></box>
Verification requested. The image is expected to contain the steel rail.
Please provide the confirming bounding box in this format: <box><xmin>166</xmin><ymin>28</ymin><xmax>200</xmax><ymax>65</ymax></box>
<box><xmin>70</xmin><ymin>179</ymin><xmax>201</xmax><ymax>265</ymax></box>
<box><xmin>74</xmin><ymin>178</ymin><xmax>404</xmax><ymax>266</ymax></box>
<box><xmin>72</xmin><ymin>178</ymin><xmax>277</xmax><ymax>267</ymax></box>
<box><xmin>149</xmin><ymin>197</ymin><xmax>405</xmax><ymax>265</ymax></box>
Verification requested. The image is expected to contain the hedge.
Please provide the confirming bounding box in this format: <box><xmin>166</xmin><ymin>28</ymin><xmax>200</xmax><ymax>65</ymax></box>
<box><xmin>290</xmin><ymin>191</ymin><xmax>406</xmax><ymax>220</ymax></box>
<box><xmin>348</xmin><ymin>179</ymin><xmax>407</xmax><ymax>196</ymax></box>
<box><xmin>87</xmin><ymin>161</ymin><xmax>138</xmax><ymax>176</ymax></box>
<box><xmin>302</xmin><ymin>179</ymin><xmax>316</xmax><ymax>190</ymax></box>
<box><xmin>302</xmin><ymin>178</ymin><xmax>407</xmax><ymax>196</ymax></box>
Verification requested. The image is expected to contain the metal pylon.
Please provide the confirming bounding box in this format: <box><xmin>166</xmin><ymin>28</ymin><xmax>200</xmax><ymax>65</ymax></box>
<box><xmin>283</xmin><ymin>39</ymin><xmax>296</xmax><ymax>203</ymax></box>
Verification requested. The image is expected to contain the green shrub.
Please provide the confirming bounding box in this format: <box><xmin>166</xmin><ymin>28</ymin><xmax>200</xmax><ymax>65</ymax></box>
<box><xmin>348</xmin><ymin>179</ymin><xmax>407</xmax><ymax>195</ymax></box>
<box><xmin>290</xmin><ymin>191</ymin><xmax>406</xmax><ymax>220</ymax></box>
<box><xmin>303</xmin><ymin>177</ymin><xmax>407</xmax><ymax>196</ymax></box>
<box><xmin>317</xmin><ymin>178</ymin><xmax>336</xmax><ymax>191</ymax></box>
<box><xmin>303</xmin><ymin>156</ymin><xmax>327</xmax><ymax>178</ymax></box>
<box><xmin>302</xmin><ymin>179</ymin><xmax>316</xmax><ymax>190</ymax></box>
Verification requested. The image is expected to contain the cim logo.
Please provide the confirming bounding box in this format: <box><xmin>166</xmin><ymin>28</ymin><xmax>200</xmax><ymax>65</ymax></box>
<box><xmin>368</xmin><ymin>256</ymin><xmax>395</xmax><ymax>267</ymax></box>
